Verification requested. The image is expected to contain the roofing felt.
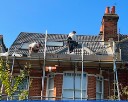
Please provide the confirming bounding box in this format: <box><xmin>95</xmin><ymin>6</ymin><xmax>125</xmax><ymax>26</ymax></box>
<box><xmin>9</xmin><ymin>32</ymin><xmax>111</xmax><ymax>56</ymax></box>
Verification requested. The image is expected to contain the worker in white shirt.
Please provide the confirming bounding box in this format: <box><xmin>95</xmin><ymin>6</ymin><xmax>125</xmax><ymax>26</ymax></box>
<box><xmin>29</xmin><ymin>42</ymin><xmax>41</xmax><ymax>55</ymax></box>
<box><xmin>67</xmin><ymin>31</ymin><xmax>78</xmax><ymax>54</ymax></box>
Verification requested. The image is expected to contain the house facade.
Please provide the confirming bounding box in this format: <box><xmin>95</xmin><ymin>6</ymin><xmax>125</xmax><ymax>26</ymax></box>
<box><xmin>1</xmin><ymin>6</ymin><xmax>128</xmax><ymax>100</ymax></box>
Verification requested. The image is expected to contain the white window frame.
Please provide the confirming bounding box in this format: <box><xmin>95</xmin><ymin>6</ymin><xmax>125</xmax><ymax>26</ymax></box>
<box><xmin>96</xmin><ymin>75</ymin><xmax>104</xmax><ymax>99</ymax></box>
<box><xmin>46</xmin><ymin>74</ymin><xmax>54</xmax><ymax>100</ymax></box>
<box><xmin>62</xmin><ymin>71</ymin><xmax>87</xmax><ymax>100</ymax></box>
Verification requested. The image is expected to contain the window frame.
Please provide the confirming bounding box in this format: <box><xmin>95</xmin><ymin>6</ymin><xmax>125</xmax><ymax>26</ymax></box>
<box><xmin>62</xmin><ymin>71</ymin><xmax>88</xmax><ymax>100</ymax></box>
<box><xmin>96</xmin><ymin>75</ymin><xmax>104</xmax><ymax>99</ymax></box>
<box><xmin>46</xmin><ymin>74</ymin><xmax>54</xmax><ymax>100</ymax></box>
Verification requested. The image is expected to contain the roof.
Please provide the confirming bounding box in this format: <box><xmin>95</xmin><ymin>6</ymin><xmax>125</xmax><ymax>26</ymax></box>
<box><xmin>9</xmin><ymin>32</ymin><xmax>128</xmax><ymax>61</ymax></box>
<box><xmin>9</xmin><ymin>32</ymin><xmax>112</xmax><ymax>57</ymax></box>
<box><xmin>0</xmin><ymin>35</ymin><xmax>8</xmax><ymax>53</ymax></box>
<box><xmin>117</xmin><ymin>34</ymin><xmax>128</xmax><ymax>61</ymax></box>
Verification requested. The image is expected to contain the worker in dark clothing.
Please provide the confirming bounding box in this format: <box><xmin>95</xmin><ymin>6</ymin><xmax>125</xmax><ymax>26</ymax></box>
<box><xmin>67</xmin><ymin>31</ymin><xmax>78</xmax><ymax>54</ymax></box>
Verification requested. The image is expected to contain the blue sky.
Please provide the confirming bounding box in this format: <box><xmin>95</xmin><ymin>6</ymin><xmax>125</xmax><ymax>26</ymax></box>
<box><xmin>0</xmin><ymin>0</ymin><xmax>128</xmax><ymax>48</ymax></box>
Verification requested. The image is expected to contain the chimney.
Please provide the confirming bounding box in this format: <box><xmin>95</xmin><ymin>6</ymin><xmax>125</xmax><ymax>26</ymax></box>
<box><xmin>99</xmin><ymin>6</ymin><xmax>119</xmax><ymax>41</ymax></box>
<box><xmin>105</xmin><ymin>7</ymin><xmax>110</xmax><ymax>14</ymax></box>
<box><xmin>99</xmin><ymin>25</ymin><xmax>103</xmax><ymax>35</ymax></box>
<box><xmin>111</xmin><ymin>6</ymin><xmax>115</xmax><ymax>14</ymax></box>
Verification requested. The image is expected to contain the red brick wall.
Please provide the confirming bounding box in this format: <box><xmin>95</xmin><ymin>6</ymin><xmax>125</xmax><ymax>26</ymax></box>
<box><xmin>104</xmin><ymin>80</ymin><xmax>109</xmax><ymax>99</ymax></box>
<box><xmin>43</xmin><ymin>79</ymin><xmax>47</xmax><ymax>99</ymax></box>
<box><xmin>54</xmin><ymin>74</ymin><xmax>63</xmax><ymax>100</ymax></box>
<box><xmin>102</xmin><ymin>71</ymin><xmax>109</xmax><ymax>99</ymax></box>
<box><xmin>118</xmin><ymin>69</ymin><xmax>128</xmax><ymax>87</ymax></box>
<box><xmin>85</xmin><ymin>68</ymin><xmax>99</xmax><ymax>74</ymax></box>
<box><xmin>105</xmin><ymin>69</ymin><xmax>128</xmax><ymax>100</ymax></box>
<box><xmin>28</xmin><ymin>69</ymin><xmax>43</xmax><ymax>99</ymax></box>
<box><xmin>102</xmin><ymin>14</ymin><xmax>119</xmax><ymax>41</ymax></box>
<box><xmin>29</xmin><ymin>77</ymin><xmax>42</xmax><ymax>100</ymax></box>
<box><xmin>14</xmin><ymin>67</ymin><xmax>128</xmax><ymax>100</ymax></box>
<box><xmin>109</xmin><ymin>72</ymin><xmax>114</xmax><ymax>96</ymax></box>
<box><xmin>87</xmin><ymin>75</ymin><xmax>96</xmax><ymax>99</ymax></box>
<box><xmin>118</xmin><ymin>69</ymin><xmax>128</xmax><ymax>100</ymax></box>
<box><xmin>103</xmin><ymin>19</ymin><xmax>118</xmax><ymax>41</ymax></box>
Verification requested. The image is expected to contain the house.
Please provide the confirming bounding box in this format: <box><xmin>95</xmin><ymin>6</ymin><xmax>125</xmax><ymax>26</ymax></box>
<box><xmin>1</xmin><ymin>6</ymin><xmax>128</xmax><ymax>100</ymax></box>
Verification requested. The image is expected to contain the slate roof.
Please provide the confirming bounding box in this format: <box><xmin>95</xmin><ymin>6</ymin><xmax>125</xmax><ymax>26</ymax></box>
<box><xmin>9</xmin><ymin>32</ymin><xmax>111</xmax><ymax>56</ymax></box>
<box><xmin>117</xmin><ymin>34</ymin><xmax>128</xmax><ymax>61</ymax></box>
<box><xmin>0</xmin><ymin>35</ymin><xmax>8</xmax><ymax>53</ymax></box>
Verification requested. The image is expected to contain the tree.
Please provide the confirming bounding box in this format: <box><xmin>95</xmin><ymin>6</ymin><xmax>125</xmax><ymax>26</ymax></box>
<box><xmin>108</xmin><ymin>83</ymin><xmax>128</xmax><ymax>100</ymax></box>
<box><xmin>0</xmin><ymin>58</ymin><xmax>30</xmax><ymax>100</ymax></box>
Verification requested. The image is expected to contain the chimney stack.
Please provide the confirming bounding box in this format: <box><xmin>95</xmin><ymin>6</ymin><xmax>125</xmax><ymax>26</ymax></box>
<box><xmin>105</xmin><ymin>7</ymin><xmax>110</xmax><ymax>14</ymax></box>
<box><xmin>99</xmin><ymin>6</ymin><xmax>119</xmax><ymax>41</ymax></box>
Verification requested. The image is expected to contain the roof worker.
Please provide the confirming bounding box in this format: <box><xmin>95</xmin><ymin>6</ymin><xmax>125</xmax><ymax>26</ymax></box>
<box><xmin>67</xmin><ymin>31</ymin><xmax>78</xmax><ymax>54</ymax></box>
<box><xmin>29</xmin><ymin>42</ymin><xmax>41</xmax><ymax>56</ymax></box>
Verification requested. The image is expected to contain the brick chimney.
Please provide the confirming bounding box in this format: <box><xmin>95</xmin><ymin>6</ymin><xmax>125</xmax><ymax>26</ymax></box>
<box><xmin>100</xmin><ymin>6</ymin><xmax>119</xmax><ymax>41</ymax></box>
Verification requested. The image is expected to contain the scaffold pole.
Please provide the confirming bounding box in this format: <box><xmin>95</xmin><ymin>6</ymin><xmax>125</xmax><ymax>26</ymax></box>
<box><xmin>42</xmin><ymin>30</ymin><xmax>48</xmax><ymax>100</ymax></box>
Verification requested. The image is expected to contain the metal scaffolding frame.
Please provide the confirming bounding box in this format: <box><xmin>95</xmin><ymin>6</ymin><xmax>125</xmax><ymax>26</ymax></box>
<box><xmin>39</xmin><ymin>38</ymin><xmax>117</xmax><ymax>100</ymax></box>
<box><xmin>1</xmin><ymin>38</ymin><xmax>127</xmax><ymax>100</ymax></box>
<box><xmin>42</xmin><ymin>30</ymin><xmax>48</xmax><ymax>99</ymax></box>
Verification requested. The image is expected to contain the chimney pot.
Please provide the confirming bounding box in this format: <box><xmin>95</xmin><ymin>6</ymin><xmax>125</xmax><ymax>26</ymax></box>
<box><xmin>100</xmin><ymin>25</ymin><xmax>103</xmax><ymax>32</ymax></box>
<box><xmin>105</xmin><ymin>7</ymin><xmax>110</xmax><ymax>14</ymax></box>
<box><xmin>111</xmin><ymin>6</ymin><xmax>115</xmax><ymax>14</ymax></box>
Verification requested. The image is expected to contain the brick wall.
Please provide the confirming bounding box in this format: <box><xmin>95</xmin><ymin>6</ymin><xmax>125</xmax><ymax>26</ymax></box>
<box><xmin>118</xmin><ymin>69</ymin><xmax>128</xmax><ymax>86</ymax></box>
<box><xmin>102</xmin><ymin>70</ymin><xmax>109</xmax><ymax>99</ymax></box>
<box><xmin>104</xmin><ymin>80</ymin><xmax>109</xmax><ymax>99</ymax></box>
<box><xmin>54</xmin><ymin>74</ymin><xmax>63</xmax><ymax>100</ymax></box>
<box><xmin>17</xmin><ymin>67</ymin><xmax>128</xmax><ymax>100</ymax></box>
<box><xmin>103</xmin><ymin>18</ymin><xmax>118</xmax><ymax>41</ymax></box>
<box><xmin>43</xmin><ymin>79</ymin><xmax>47</xmax><ymax>99</ymax></box>
<box><xmin>29</xmin><ymin>77</ymin><xmax>42</xmax><ymax>100</ymax></box>
<box><xmin>29</xmin><ymin>69</ymin><xmax>46</xmax><ymax>100</ymax></box>
<box><xmin>118</xmin><ymin>69</ymin><xmax>128</xmax><ymax>100</ymax></box>
<box><xmin>87</xmin><ymin>75</ymin><xmax>96</xmax><ymax>99</ymax></box>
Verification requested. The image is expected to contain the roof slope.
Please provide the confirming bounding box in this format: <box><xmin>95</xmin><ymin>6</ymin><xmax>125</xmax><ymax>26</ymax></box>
<box><xmin>9</xmin><ymin>32</ymin><xmax>112</xmax><ymax>56</ymax></box>
<box><xmin>118</xmin><ymin>34</ymin><xmax>128</xmax><ymax>61</ymax></box>
<box><xmin>0</xmin><ymin>35</ymin><xmax>8</xmax><ymax>53</ymax></box>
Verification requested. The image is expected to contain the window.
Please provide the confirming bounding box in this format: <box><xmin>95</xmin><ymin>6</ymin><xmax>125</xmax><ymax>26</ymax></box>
<box><xmin>12</xmin><ymin>76</ymin><xmax>29</xmax><ymax>100</ymax></box>
<box><xmin>46</xmin><ymin>75</ymin><xmax>54</xmax><ymax>100</ymax></box>
<box><xmin>46</xmin><ymin>41</ymin><xmax>64</xmax><ymax>47</ymax></box>
<box><xmin>62</xmin><ymin>72</ymin><xmax>87</xmax><ymax>100</ymax></box>
<box><xmin>96</xmin><ymin>76</ymin><xmax>103</xmax><ymax>99</ymax></box>
<box><xmin>20</xmin><ymin>43</ymin><xmax>30</xmax><ymax>50</ymax></box>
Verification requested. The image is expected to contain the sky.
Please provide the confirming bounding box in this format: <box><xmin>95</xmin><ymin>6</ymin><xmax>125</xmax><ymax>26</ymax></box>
<box><xmin>0</xmin><ymin>0</ymin><xmax>128</xmax><ymax>48</ymax></box>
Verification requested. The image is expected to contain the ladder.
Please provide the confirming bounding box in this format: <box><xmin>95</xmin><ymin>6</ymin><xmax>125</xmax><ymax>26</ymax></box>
<box><xmin>113</xmin><ymin>41</ymin><xmax>120</xmax><ymax>100</ymax></box>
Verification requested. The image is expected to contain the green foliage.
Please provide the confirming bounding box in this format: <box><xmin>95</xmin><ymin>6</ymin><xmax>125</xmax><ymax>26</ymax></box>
<box><xmin>108</xmin><ymin>83</ymin><xmax>128</xmax><ymax>100</ymax></box>
<box><xmin>120</xmin><ymin>84</ymin><xmax>128</xmax><ymax>100</ymax></box>
<box><xmin>0</xmin><ymin>58</ymin><xmax>30</xmax><ymax>100</ymax></box>
<box><xmin>108</xmin><ymin>95</ymin><xmax>118</xmax><ymax>100</ymax></box>
<box><xmin>18</xmin><ymin>89</ymin><xmax>29</xmax><ymax>100</ymax></box>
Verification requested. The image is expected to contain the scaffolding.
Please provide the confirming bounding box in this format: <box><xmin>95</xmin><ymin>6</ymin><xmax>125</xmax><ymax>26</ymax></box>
<box><xmin>0</xmin><ymin>35</ymin><xmax>127</xmax><ymax>100</ymax></box>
